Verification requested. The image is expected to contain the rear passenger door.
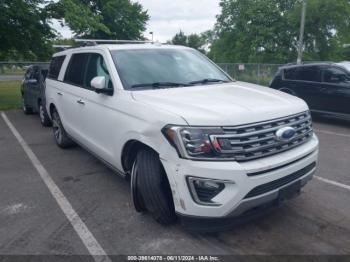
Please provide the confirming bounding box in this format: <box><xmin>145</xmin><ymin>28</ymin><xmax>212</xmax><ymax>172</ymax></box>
<box><xmin>283</xmin><ymin>65</ymin><xmax>323</xmax><ymax>110</ymax></box>
<box><xmin>47</xmin><ymin>55</ymin><xmax>66</xmax><ymax>116</ymax></box>
<box><xmin>321</xmin><ymin>66</ymin><xmax>350</xmax><ymax>115</ymax></box>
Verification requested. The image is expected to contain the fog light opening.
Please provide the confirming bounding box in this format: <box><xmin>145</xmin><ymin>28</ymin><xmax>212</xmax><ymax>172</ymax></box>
<box><xmin>187</xmin><ymin>177</ymin><xmax>226</xmax><ymax>206</ymax></box>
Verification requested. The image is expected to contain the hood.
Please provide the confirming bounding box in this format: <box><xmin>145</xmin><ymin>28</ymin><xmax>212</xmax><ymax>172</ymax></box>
<box><xmin>131</xmin><ymin>82</ymin><xmax>309</xmax><ymax>126</ymax></box>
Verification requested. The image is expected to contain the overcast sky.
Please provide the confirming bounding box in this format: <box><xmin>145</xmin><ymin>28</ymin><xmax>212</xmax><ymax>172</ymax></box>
<box><xmin>52</xmin><ymin>0</ymin><xmax>221</xmax><ymax>42</ymax></box>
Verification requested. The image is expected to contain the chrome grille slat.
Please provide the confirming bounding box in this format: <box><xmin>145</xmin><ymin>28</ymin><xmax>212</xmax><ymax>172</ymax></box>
<box><xmin>233</xmin><ymin>130</ymin><xmax>313</xmax><ymax>154</ymax></box>
<box><xmin>218</xmin><ymin>111</ymin><xmax>313</xmax><ymax>162</ymax></box>
<box><xmin>221</xmin><ymin>116</ymin><xmax>311</xmax><ymax>138</ymax></box>
<box><xmin>229</xmin><ymin>125</ymin><xmax>311</xmax><ymax>146</ymax></box>
<box><xmin>234</xmin><ymin>135</ymin><xmax>312</xmax><ymax>161</ymax></box>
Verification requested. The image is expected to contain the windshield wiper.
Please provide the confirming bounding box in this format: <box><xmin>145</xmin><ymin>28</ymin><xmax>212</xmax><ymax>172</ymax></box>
<box><xmin>189</xmin><ymin>78</ymin><xmax>230</xmax><ymax>85</ymax></box>
<box><xmin>131</xmin><ymin>82</ymin><xmax>192</xmax><ymax>89</ymax></box>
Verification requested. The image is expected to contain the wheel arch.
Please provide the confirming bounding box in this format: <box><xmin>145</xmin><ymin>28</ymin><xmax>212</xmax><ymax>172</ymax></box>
<box><xmin>49</xmin><ymin>103</ymin><xmax>57</xmax><ymax>118</ymax></box>
<box><xmin>121</xmin><ymin>139</ymin><xmax>159</xmax><ymax>174</ymax></box>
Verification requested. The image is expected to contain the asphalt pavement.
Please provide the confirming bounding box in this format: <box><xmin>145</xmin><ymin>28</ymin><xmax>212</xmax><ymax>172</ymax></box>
<box><xmin>0</xmin><ymin>109</ymin><xmax>349</xmax><ymax>258</ymax></box>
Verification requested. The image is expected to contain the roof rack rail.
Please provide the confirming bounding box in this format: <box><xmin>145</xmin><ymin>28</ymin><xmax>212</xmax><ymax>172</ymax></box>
<box><xmin>52</xmin><ymin>39</ymin><xmax>157</xmax><ymax>52</ymax></box>
<box><xmin>284</xmin><ymin>61</ymin><xmax>334</xmax><ymax>66</ymax></box>
<box><xmin>52</xmin><ymin>45</ymin><xmax>72</xmax><ymax>51</ymax></box>
<box><xmin>75</xmin><ymin>39</ymin><xmax>153</xmax><ymax>45</ymax></box>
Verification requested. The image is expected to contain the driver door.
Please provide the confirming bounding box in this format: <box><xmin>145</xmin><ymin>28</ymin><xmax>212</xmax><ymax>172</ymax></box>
<box><xmin>72</xmin><ymin>51</ymin><xmax>117</xmax><ymax>164</ymax></box>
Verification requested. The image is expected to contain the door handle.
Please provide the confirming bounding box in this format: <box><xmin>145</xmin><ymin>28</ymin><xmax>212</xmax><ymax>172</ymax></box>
<box><xmin>77</xmin><ymin>99</ymin><xmax>85</xmax><ymax>105</ymax></box>
<box><xmin>57</xmin><ymin>92</ymin><xmax>63</xmax><ymax>96</ymax></box>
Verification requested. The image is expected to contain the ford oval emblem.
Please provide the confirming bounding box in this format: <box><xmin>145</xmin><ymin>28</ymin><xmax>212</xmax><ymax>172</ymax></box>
<box><xmin>276</xmin><ymin>126</ymin><xmax>296</xmax><ymax>142</ymax></box>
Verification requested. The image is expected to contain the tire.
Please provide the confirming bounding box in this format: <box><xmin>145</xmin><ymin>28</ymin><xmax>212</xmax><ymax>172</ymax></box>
<box><xmin>22</xmin><ymin>96</ymin><xmax>32</xmax><ymax>115</ymax></box>
<box><xmin>51</xmin><ymin>108</ymin><xmax>74</xmax><ymax>148</ymax></box>
<box><xmin>39</xmin><ymin>101</ymin><xmax>52</xmax><ymax>127</ymax></box>
<box><xmin>135</xmin><ymin>149</ymin><xmax>177</xmax><ymax>225</ymax></box>
<box><xmin>131</xmin><ymin>160</ymin><xmax>147</xmax><ymax>212</ymax></box>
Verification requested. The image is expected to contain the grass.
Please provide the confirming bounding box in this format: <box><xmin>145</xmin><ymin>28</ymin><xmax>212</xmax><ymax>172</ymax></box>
<box><xmin>0</xmin><ymin>80</ymin><xmax>21</xmax><ymax>110</ymax></box>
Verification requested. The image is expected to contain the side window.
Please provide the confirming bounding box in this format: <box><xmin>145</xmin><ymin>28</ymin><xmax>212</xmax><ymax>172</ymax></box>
<box><xmin>296</xmin><ymin>66</ymin><xmax>321</xmax><ymax>82</ymax></box>
<box><xmin>32</xmin><ymin>67</ymin><xmax>40</xmax><ymax>81</ymax></box>
<box><xmin>64</xmin><ymin>53</ymin><xmax>89</xmax><ymax>87</ymax></box>
<box><xmin>48</xmin><ymin>55</ymin><xmax>66</xmax><ymax>80</ymax></box>
<box><xmin>25</xmin><ymin>68</ymin><xmax>33</xmax><ymax>80</ymax></box>
<box><xmin>284</xmin><ymin>67</ymin><xmax>298</xmax><ymax>80</ymax></box>
<box><xmin>284</xmin><ymin>66</ymin><xmax>321</xmax><ymax>82</ymax></box>
<box><xmin>41</xmin><ymin>69</ymin><xmax>48</xmax><ymax>79</ymax></box>
<box><xmin>84</xmin><ymin>53</ymin><xmax>112</xmax><ymax>89</ymax></box>
<box><xmin>323</xmin><ymin>67</ymin><xmax>350</xmax><ymax>84</ymax></box>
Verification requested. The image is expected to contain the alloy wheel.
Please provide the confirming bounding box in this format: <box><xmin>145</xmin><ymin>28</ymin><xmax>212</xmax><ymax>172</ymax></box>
<box><xmin>52</xmin><ymin>112</ymin><xmax>62</xmax><ymax>144</ymax></box>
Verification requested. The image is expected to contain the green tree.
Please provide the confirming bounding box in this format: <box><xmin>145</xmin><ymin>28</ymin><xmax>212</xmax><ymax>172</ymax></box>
<box><xmin>0</xmin><ymin>0</ymin><xmax>55</xmax><ymax>60</ymax></box>
<box><xmin>290</xmin><ymin>0</ymin><xmax>350</xmax><ymax>61</ymax></box>
<box><xmin>210</xmin><ymin>0</ymin><xmax>297</xmax><ymax>63</ymax></box>
<box><xmin>187</xmin><ymin>34</ymin><xmax>205</xmax><ymax>50</ymax></box>
<box><xmin>49</xmin><ymin>0</ymin><xmax>149</xmax><ymax>39</ymax></box>
<box><xmin>210</xmin><ymin>0</ymin><xmax>350</xmax><ymax>63</ymax></box>
<box><xmin>171</xmin><ymin>30</ymin><xmax>188</xmax><ymax>46</ymax></box>
<box><xmin>170</xmin><ymin>31</ymin><xmax>207</xmax><ymax>52</ymax></box>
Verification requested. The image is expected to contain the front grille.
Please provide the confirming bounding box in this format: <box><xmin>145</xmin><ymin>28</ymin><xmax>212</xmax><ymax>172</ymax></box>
<box><xmin>220</xmin><ymin>111</ymin><xmax>313</xmax><ymax>162</ymax></box>
<box><xmin>244</xmin><ymin>162</ymin><xmax>316</xmax><ymax>199</ymax></box>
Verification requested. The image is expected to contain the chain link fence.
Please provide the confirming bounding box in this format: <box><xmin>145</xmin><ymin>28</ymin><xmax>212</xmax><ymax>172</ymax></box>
<box><xmin>0</xmin><ymin>62</ymin><xmax>49</xmax><ymax>81</ymax></box>
<box><xmin>218</xmin><ymin>63</ymin><xmax>283</xmax><ymax>86</ymax></box>
<box><xmin>0</xmin><ymin>62</ymin><xmax>282</xmax><ymax>86</ymax></box>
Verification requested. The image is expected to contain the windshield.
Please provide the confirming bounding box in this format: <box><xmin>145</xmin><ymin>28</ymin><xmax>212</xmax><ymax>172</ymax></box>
<box><xmin>111</xmin><ymin>48</ymin><xmax>231</xmax><ymax>90</ymax></box>
<box><xmin>337</xmin><ymin>62</ymin><xmax>350</xmax><ymax>73</ymax></box>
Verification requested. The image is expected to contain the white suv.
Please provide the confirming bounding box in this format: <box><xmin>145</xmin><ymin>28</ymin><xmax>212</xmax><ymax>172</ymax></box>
<box><xmin>46</xmin><ymin>42</ymin><xmax>319</xmax><ymax>231</ymax></box>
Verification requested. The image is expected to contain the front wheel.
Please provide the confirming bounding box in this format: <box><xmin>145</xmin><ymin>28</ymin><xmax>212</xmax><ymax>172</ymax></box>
<box><xmin>51</xmin><ymin>109</ymin><xmax>74</xmax><ymax>148</ymax></box>
<box><xmin>133</xmin><ymin>149</ymin><xmax>177</xmax><ymax>225</ymax></box>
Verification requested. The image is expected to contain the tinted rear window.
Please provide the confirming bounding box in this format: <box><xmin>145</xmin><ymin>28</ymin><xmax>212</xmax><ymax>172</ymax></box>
<box><xmin>298</xmin><ymin>66</ymin><xmax>321</xmax><ymax>82</ymax></box>
<box><xmin>284</xmin><ymin>67</ymin><xmax>298</xmax><ymax>80</ymax></box>
<box><xmin>48</xmin><ymin>56</ymin><xmax>66</xmax><ymax>80</ymax></box>
<box><xmin>64</xmin><ymin>53</ymin><xmax>89</xmax><ymax>86</ymax></box>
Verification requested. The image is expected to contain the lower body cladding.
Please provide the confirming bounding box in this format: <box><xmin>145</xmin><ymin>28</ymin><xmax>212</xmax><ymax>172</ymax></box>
<box><xmin>161</xmin><ymin>135</ymin><xmax>319</xmax><ymax>231</ymax></box>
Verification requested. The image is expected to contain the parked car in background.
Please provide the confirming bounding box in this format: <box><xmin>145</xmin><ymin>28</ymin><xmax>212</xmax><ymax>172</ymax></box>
<box><xmin>270</xmin><ymin>62</ymin><xmax>350</xmax><ymax>121</ymax></box>
<box><xmin>45</xmin><ymin>41</ymin><xmax>318</xmax><ymax>231</ymax></box>
<box><xmin>21</xmin><ymin>64</ymin><xmax>51</xmax><ymax>126</ymax></box>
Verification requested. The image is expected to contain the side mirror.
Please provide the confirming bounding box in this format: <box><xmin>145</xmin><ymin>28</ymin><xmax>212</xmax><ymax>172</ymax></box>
<box><xmin>27</xmin><ymin>79</ymin><xmax>38</xmax><ymax>84</ymax></box>
<box><xmin>91</xmin><ymin>76</ymin><xmax>113</xmax><ymax>95</ymax></box>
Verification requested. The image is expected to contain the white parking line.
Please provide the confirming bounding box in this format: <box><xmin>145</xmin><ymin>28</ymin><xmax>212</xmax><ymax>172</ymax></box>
<box><xmin>1</xmin><ymin>112</ymin><xmax>111</xmax><ymax>262</ymax></box>
<box><xmin>315</xmin><ymin>176</ymin><xmax>350</xmax><ymax>191</ymax></box>
<box><xmin>315</xmin><ymin>129</ymin><xmax>350</xmax><ymax>138</ymax></box>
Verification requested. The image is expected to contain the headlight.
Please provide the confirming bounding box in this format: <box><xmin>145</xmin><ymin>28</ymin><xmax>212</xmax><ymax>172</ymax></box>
<box><xmin>162</xmin><ymin>125</ymin><xmax>236</xmax><ymax>160</ymax></box>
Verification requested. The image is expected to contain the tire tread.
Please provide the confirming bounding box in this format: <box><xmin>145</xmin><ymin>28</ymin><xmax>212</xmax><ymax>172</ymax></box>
<box><xmin>137</xmin><ymin>149</ymin><xmax>176</xmax><ymax>225</ymax></box>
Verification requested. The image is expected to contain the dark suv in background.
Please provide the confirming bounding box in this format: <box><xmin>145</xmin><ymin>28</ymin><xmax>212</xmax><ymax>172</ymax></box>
<box><xmin>21</xmin><ymin>64</ymin><xmax>51</xmax><ymax>126</ymax></box>
<box><xmin>270</xmin><ymin>62</ymin><xmax>350</xmax><ymax>121</ymax></box>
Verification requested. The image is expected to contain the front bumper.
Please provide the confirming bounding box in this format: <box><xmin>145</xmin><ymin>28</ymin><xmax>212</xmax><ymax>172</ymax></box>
<box><xmin>178</xmin><ymin>168</ymin><xmax>314</xmax><ymax>232</ymax></box>
<box><xmin>160</xmin><ymin>134</ymin><xmax>319</xmax><ymax>220</ymax></box>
